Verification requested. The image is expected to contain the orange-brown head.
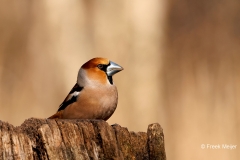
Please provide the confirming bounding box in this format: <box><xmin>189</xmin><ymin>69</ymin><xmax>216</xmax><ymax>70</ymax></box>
<box><xmin>78</xmin><ymin>57</ymin><xmax>123</xmax><ymax>86</ymax></box>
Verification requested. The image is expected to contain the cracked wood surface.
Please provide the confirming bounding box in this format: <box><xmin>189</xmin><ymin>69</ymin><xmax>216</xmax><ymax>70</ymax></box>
<box><xmin>0</xmin><ymin>118</ymin><xmax>166</xmax><ymax>160</ymax></box>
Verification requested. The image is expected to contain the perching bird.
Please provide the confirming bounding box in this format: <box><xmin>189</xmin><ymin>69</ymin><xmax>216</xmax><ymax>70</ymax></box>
<box><xmin>48</xmin><ymin>57</ymin><xmax>123</xmax><ymax>120</ymax></box>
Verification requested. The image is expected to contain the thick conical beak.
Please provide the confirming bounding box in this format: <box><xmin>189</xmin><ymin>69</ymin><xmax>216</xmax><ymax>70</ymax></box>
<box><xmin>106</xmin><ymin>61</ymin><xmax>123</xmax><ymax>76</ymax></box>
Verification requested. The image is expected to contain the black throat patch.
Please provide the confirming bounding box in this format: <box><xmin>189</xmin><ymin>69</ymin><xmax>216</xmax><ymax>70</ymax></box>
<box><xmin>107</xmin><ymin>76</ymin><xmax>113</xmax><ymax>85</ymax></box>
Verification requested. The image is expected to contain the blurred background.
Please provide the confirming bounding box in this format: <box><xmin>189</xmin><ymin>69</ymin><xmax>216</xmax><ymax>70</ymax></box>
<box><xmin>0</xmin><ymin>0</ymin><xmax>239</xmax><ymax>159</ymax></box>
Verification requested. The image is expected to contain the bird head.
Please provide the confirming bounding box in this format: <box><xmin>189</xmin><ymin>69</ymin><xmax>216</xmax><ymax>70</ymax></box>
<box><xmin>78</xmin><ymin>57</ymin><xmax>123</xmax><ymax>86</ymax></box>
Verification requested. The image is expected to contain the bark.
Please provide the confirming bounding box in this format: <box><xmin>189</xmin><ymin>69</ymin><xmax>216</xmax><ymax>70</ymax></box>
<box><xmin>0</xmin><ymin>118</ymin><xmax>166</xmax><ymax>160</ymax></box>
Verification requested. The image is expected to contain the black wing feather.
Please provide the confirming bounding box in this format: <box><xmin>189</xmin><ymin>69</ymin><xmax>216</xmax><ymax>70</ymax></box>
<box><xmin>58</xmin><ymin>83</ymin><xmax>83</xmax><ymax>111</ymax></box>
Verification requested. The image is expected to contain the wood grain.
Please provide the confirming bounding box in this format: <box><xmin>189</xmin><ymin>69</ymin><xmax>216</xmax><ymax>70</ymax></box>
<box><xmin>0</xmin><ymin>118</ymin><xmax>166</xmax><ymax>160</ymax></box>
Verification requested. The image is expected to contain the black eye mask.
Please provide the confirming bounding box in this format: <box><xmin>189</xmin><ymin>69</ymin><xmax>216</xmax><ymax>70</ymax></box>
<box><xmin>97</xmin><ymin>63</ymin><xmax>113</xmax><ymax>85</ymax></box>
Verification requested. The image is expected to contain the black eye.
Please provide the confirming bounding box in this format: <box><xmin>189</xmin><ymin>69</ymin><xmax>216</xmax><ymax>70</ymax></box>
<box><xmin>98</xmin><ymin>64</ymin><xmax>103</xmax><ymax>69</ymax></box>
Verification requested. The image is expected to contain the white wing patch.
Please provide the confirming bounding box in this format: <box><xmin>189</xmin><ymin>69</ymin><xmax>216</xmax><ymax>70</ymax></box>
<box><xmin>58</xmin><ymin>83</ymin><xmax>83</xmax><ymax>111</ymax></box>
<box><xmin>73</xmin><ymin>91</ymin><xmax>80</xmax><ymax>97</ymax></box>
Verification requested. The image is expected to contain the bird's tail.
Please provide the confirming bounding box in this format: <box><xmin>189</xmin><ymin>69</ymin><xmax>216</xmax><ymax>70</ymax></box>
<box><xmin>48</xmin><ymin>111</ymin><xmax>63</xmax><ymax>119</ymax></box>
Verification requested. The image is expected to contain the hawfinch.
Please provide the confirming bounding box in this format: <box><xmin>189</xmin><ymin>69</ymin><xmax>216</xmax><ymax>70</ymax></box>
<box><xmin>48</xmin><ymin>57</ymin><xmax>123</xmax><ymax>120</ymax></box>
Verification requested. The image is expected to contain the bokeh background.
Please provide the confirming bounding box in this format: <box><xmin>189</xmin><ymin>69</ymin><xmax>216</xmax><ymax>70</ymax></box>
<box><xmin>0</xmin><ymin>1</ymin><xmax>239</xmax><ymax>159</ymax></box>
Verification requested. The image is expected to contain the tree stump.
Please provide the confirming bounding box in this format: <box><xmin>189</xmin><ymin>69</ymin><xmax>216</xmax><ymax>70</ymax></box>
<box><xmin>0</xmin><ymin>118</ymin><xmax>166</xmax><ymax>160</ymax></box>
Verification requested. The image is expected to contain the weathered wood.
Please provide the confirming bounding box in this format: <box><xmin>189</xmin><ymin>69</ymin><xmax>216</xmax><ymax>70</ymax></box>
<box><xmin>0</xmin><ymin>118</ymin><xmax>166</xmax><ymax>160</ymax></box>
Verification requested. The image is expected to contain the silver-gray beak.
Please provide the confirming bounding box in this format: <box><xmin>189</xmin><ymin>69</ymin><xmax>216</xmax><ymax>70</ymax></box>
<box><xmin>107</xmin><ymin>61</ymin><xmax>123</xmax><ymax>76</ymax></box>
